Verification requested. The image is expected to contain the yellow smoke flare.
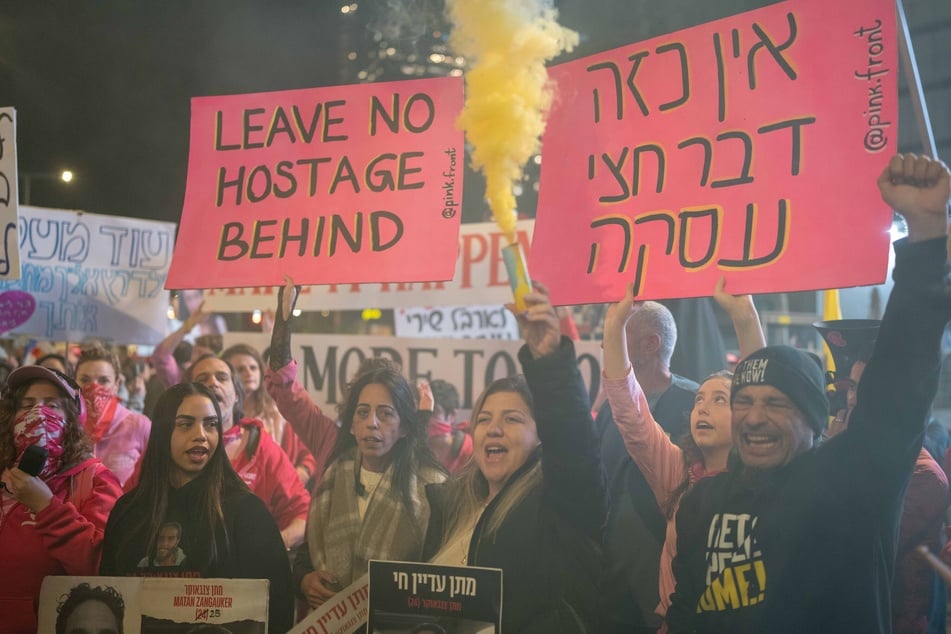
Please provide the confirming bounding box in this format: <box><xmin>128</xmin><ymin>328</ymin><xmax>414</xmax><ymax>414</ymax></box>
<box><xmin>448</xmin><ymin>0</ymin><xmax>577</xmax><ymax>244</ymax></box>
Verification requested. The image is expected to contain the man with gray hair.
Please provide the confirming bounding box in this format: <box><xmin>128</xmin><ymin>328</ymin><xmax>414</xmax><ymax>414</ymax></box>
<box><xmin>596</xmin><ymin>299</ymin><xmax>699</xmax><ymax>632</ymax></box>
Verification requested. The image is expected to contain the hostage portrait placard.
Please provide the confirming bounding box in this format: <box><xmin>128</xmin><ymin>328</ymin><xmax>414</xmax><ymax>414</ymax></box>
<box><xmin>531</xmin><ymin>0</ymin><xmax>897</xmax><ymax>304</ymax></box>
<box><xmin>166</xmin><ymin>76</ymin><xmax>465</xmax><ymax>290</ymax></box>
<box><xmin>38</xmin><ymin>576</ymin><xmax>268</xmax><ymax>633</ymax></box>
<box><xmin>368</xmin><ymin>561</ymin><xmax>502</xmax><ymax>634</ymax></box>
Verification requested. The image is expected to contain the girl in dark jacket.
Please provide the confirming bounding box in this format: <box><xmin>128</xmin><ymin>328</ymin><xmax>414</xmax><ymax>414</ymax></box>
<box><xmin>100</xmin><ymin>383</ymin><xmax>293</xmax><ymax>633</ymax></box>
<box><xmin>423</xmin><ymin>286</ymin><xmax>607</xmax><ymax>632</ymax></box>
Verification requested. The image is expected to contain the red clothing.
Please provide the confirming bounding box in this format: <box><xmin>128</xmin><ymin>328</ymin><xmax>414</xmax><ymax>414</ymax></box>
<box><xmin>277</xmin><ymin>418</ymin><xmax>317</xmax><ymax>479</ymax></box>
<box><xmin>125</xmin><ymin>419</ymin><xmax>311</xmax><ymax>532</ymax></box>
<box><xmin>265</xmin><ymin>360</ymin><xmax>339</xmax><ymax>483</ymax></box>
<box><xmin>228</xmin><ymin>418</ymin><xmax>311</xmax><ymax>531</ymax></box>
<box><xmin>0</xmin><ymin>458</ymin><xmax>122</xmax><ymax>634</ymax></box>
<box><xmin>893</xmin><ymin>448</ymin><xmax>948</xmax><ymax>634</ymax></box>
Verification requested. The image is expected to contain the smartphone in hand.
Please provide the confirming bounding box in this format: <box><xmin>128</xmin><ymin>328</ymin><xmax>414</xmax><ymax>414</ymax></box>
<box><xmin>18</xmin><ymin>445</ymin><xmax>48</xmax><ymax>477</ymax></box>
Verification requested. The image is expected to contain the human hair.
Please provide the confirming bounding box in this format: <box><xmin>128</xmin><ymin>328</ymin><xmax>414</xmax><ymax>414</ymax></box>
<box><xmin>55</xmin><ymin>582</ymin><xmax>125</xmax><ymax>634</ymax></box>
<box><xmin>332</xmin><ymin>358</ymin><xmax>445</xmax><ymax>516</ymax></box>
<box><xmin>37</xmin><ymin>353</ymin><xmax>74</xmax><ymax>378</ymax></box>
<box><xmin>173</xmin><ymin>341</ymin><xmax>194</xmax><ymax>368</ymax></box>
<box><xmin>627</xmin><ymin>301</ymin><xmax>677</xmax><ymax>366</ymax></box>
<box><xmin>76</xmin><ymin>341</ymin><xmax>121</xmax><ymax>382</ymax></box>
<box><xmin>195</xmin><ymin>334</ymin><xmax>224</xmax><ymax>355</ymax></box>
<box><xmin>429</xmin><ymin>380</ymin><xmax>460</xmax><ymax>416</ymax></box>
<box><xmin>663</xmin><ymin>370</ymin><xmax>733</xmax><ymax>519</ymax></box>
<box><xmin>437</xmin><ymin>376</ymin><xmax>542</xmax><ymax>546</ymax></box>
<box><xmin>221</xmin><ymin>344</ymin><xmax>281</xmax><ymax>432</ymax></box>
<box><xmin>113</xmin><ymin>383</ymin><xmax>248</xmax><ymax>569</ymax></box>
<box><xmin>0</xmin><ymin>378</ymin><xmax>90</xmax><ymax>470</ymax></box>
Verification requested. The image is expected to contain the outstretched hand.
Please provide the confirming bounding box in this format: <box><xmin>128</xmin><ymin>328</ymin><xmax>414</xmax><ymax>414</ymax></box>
<box><xmin>418</xmin><ymin>380</ymin><xmax>434</xmax><ymax>411</ymax></box>
<box><xmin>277</xmin><ymin>275</ymin><xmax>301</xmax><ymax>321</ymax></box>
<box><xmin>183</xmin><ymin>300</ymin><xmax>210</xmax><ymax>331</ymax></box>
<box><xmin>877</xmin><ymin>154</ymin><xmax>950</xmax><ymax>242</ymax></box>
<box><xmin>508</xmin><ymin>283</ymin><xmax>561</xmax><ymax>359</ymax></box>
<box><xmin>712</xmin><ymin>276</ymin><xmax>755</xmax><ymax>320</ymax></box>
<box><xmin>603</xmin><ymin>282</ymin><xmax>640</xmax><ymax>336</ymax></box>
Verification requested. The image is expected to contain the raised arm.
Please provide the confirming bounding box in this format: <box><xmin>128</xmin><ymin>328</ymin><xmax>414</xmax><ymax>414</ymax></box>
<box><xmin>602</xmin><ymin>282</ymin><xmax>686</xmax><ymax>503</ymax></box>
<box><xmin>847</xmin><ymin>154</ymin><xmax>951</xmax><ymax>503</ymax></box>
<box><xmin>264</xmin><ymin>276</ymin><xmax>338</xmax><ymax>480</ymax></box>
<box><xmin>713</xmin><ymin>277</ymin><xmax>766</xmax><ymax>361</ymax></box>
<box><xmin>515</xmin><ymin>285</ymin><xmax>606</xmax><ymax>541</ymax></box>
<box><xmin>151</xmin><ymin>300</ymin><xmax>209</xmax><ymax>388</ymax></box>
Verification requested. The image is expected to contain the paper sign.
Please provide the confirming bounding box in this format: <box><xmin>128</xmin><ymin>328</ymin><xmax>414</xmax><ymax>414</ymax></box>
<box><xmin>0</xmin><ymin>206</ymin><xmax>176</xmax><ymax>343</ymax></box>
<box><xmin>224</xmin><ymin>332</ymin><xmax>602</xmax><ymax>413</ymax></box>
<box><xmin>0</xmin><ymin>108</ymin><xmax>19</xmax><ymax>281</ymax></box>
<box><xmin>288</xmin><ymin>575</ymin><xmax>368</xmax><ymax>634</ymax></box>
<box><xmin>532</xmin><ymin>0</ymin><xmax>897</xmax><ymax>304</ymax></box>
<box><xmin>202</xmin><ymin>220</ymin><xmax>533</xmax><ymax>313</ymax></box>
<box><xmin>369</xmin><ymin>560</ymin><xmax>502</xmax><ymax>633</ymax></box>
<box><xmin>395</xmin><ymin>305</ymin><xmax>520</xmax><ymax>340</ymax></box>
<box><xmin>167</xmin><ymin>77</ymin><xmax>465</xmax><ymax>290</ymax></box>
<box><xmin>38</xmin><ymin>577</ymin><xmax>268</xmax><ymax>633</ymax></box>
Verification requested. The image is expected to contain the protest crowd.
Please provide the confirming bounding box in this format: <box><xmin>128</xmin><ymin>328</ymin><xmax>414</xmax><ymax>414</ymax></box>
<box><xmin>2</xmin><ymin>0</ymin><xmax>951</xmax><ymax>630</ymax></box>
<box><xmin>0</xmin><ymin>154</ymin><xmax>948</xmax><ymax>634</ymax></box>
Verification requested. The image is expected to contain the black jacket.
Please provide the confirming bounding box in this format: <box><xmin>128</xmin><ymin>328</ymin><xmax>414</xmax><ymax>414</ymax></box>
<box><xmin>667</xmin><ymin>236</ymin><xmax>951</xmax><ymax>633</ymax></box>
<box><xmin>423</xmin><ymin>338</ymin><xmax>607</xmax><ymax>632</ymax></box>
<box><xmin>100</xmin><ymin>473</ymin><xmax>295</xmax><ymax>633</ymax></box>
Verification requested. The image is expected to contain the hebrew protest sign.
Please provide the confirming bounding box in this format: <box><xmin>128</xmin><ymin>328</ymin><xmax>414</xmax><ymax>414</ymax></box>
<box><xmin>224</xmin><ymin>332</ymin><xmax>601</xmax><ymax>413</ymax></box>
<box><xmin>369</xmin><ymin>561</ymin><xmax>502</xmax><ymax>633</ymax></box>
<box><xmin>532</xmin><ymin>0</ymin><xmax>897</xmax><ymax>304</ymax></box>
<box><xmin>38</xmin><ymin>577</ymin><xmax>268</xmax><ymax>633</ymax></box>
<box><xmin>0</xmin><ymin>206</ymin><xmax>175</xmax><ymax>343</ymax></box>
<box><xmin>167</xmin><ymin>76</ymin><xmax>465</xmax><ymax>290</ymax></box>
<box><xmin>0</xmin><ymin>108</ymin><xmax>19</xmax><ymax>281</ymax></box>
<box><xmin>395</xmin><ymin>304</ymin><xmax>520</xmax><ymax>340</ymax></box>
<box><xmin>288</xmin><ymin>575</ymin><xmax>368</xmax><ymax>634</ymax></box>
<box><xmin>201</xmin><ymin>220</ymin><xmax>533</xmax><ymax>313</ymax></box>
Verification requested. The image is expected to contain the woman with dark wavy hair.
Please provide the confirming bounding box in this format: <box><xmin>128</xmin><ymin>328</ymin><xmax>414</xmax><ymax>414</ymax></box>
<box><xmin>99</xmin><ymin>382</ymin><xmax>293</xmax><ymax>633</ymax></box>
<box><xmin>295</xmin><ymin>357</ymin><xmax>447</xmax><ymax>609</ymax></box>
<box><xmin>0</xmin><ymin>365</ymin><xmax>122</xmax><ymax>634</ymax></box>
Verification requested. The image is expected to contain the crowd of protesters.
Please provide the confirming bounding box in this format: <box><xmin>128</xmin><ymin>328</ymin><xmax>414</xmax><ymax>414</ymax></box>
<box><xmin>1</xmin><ymin>154</ymin><xmax>950</xmax><ymax>633</ymax></box>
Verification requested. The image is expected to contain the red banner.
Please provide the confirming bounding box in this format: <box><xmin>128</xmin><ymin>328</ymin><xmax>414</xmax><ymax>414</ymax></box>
<box><xmin>166</xmin><ymin>77</ymin><xmax>464</xmax><ymax>289</ymax></box>
<box><xmin>532</xmin><ymin>0</ymin><xmax>897</xmax><ymax>304</ymax></box>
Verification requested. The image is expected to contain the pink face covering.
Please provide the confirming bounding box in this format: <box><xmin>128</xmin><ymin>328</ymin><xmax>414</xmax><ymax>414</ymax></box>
<box><xmin>13</xmin><ymin>404</ymin><xmax>67</xmax><ymax>479</ymax></box>
<box><xmin>81</xmin><ymin>383</ymin><xmax>119</xmax><ymax>444</ymax></box>
<box><xmin>428</xmin><ymin>419</ymin><xmax>453</xmax><ymax>438</ymax></box>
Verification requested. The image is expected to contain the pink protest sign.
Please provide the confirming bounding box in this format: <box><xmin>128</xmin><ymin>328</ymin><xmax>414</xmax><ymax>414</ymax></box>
<box><xmin>166</xmin><ymin>77</ymin><xmax>464</xmax><ymax>289</ymax></box>
<box><xmin>532</xmin><ymin>0</ymin><xmax>896</xmax><ymax>305</ymax></box>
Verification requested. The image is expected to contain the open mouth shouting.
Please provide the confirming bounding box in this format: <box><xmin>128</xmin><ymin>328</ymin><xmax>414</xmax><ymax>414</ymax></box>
<box><xmin>186</xmin><ymin>445</ymin><xmax>210</xmax><ymax>464</ymax></box>
<box><xmin>482</xmin><ymin>443</ymin><xmax>509</xmax><ymax>463</ymax></box>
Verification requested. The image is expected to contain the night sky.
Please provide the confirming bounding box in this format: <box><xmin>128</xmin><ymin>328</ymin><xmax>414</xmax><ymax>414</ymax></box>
<box><xmin>1</xmin><ymin>0</ymin><xmax>947</xmax><ymax>226</ymax></box>
<box><xmin>0</xmin><ymin>0</ymin><xmax>792</xmax><ymax>225</ymax></box>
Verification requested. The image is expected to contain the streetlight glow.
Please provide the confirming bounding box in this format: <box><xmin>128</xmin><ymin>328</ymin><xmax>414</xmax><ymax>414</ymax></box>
<box><xmin>60</xmin><ymin>170</ymin><xmax>73</xmax><ymax>183</ymax></box>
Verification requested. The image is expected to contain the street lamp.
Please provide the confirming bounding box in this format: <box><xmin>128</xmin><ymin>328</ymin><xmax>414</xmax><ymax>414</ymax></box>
<box><xmin>19</xmin><ymin>169</ymin><xmax>75</xmax><ymax>205</ymax></box>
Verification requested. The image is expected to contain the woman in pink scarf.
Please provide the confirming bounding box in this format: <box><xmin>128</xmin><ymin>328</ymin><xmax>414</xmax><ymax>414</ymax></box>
<box><xmin>75</xmin><ymin>343</ymin><xmax>151</xmax><ymax>487</ymax></box>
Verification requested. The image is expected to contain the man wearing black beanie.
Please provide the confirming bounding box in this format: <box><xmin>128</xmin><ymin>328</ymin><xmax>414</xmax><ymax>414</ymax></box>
<box><xmin>667</xmin><ymin>153</ymin><xmax>951</xmax><ymax>634</ymax></box>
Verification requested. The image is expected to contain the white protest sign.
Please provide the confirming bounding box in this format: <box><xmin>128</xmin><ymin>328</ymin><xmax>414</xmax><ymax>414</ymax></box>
<box><xmin>0</xmin><ymin>206</ymin><xmax>175</xmax><ymax>343</ymax></box>
<box><xmin>288</xmin><ymin>575</ymin><xmax>369</xmax><ymax>634</ymax></box>
<box><xmin>395</xmin><ymin>304</ymin><xmax>520</xmax><ymax>340</ymax></box>
<box><xmin>224</xmin><ymin>332</ymin><xmax>602</xmax><ymax>413</ymax></box>
<box><xmin>0</xmin><ymin>108</ymin><xmax>19</xmax><ymax>282</ymax></box>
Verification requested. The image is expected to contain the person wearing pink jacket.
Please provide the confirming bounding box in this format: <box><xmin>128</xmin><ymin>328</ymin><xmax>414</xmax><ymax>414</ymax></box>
<box><xmin>602</xmin><ymin>278</ymin><xmax>764</xmax><ymax>625</ymax></box>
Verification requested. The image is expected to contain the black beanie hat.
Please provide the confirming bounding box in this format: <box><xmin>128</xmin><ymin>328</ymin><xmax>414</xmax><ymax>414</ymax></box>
<box><xmin>731</xmin><ymin>345</ymin><xmax>829</xmax><ymax>437</ymax></box>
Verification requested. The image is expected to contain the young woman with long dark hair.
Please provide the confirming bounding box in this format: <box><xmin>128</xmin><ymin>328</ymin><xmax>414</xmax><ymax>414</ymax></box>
<box><xmin>99</xmin><ymin>382</ymin><xmax>293</xmax><ymax>633</ymax></box>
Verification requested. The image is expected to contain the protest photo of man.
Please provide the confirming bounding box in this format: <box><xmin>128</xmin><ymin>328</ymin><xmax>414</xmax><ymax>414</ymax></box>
<box><xmin>55</xmin><ymin>583</ymin><xmax>125</xmax><ymax>634</ymax></box>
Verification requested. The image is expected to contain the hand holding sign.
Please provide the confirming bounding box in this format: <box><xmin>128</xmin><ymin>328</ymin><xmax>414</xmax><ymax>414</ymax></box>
<box><xmin>0</xmin><ymin>290</ymin><xmax>35</xmax><ymax>334</ymax></box>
